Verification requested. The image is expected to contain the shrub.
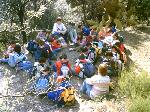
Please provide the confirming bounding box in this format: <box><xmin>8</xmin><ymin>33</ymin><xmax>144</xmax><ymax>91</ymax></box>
<box><xmin>118</xmin><ymin>68</ymin><xmax>150</xmax><ymax>99</ymax></box>
<box><xmin>118</xmin><ymin>66</ymin><xmax>150</xmax><ymax>112</ymax></box>
<box><xmin>128</xmin><ymin>97</ymin><xmax>150</xmax><ymax>112</ymax></box>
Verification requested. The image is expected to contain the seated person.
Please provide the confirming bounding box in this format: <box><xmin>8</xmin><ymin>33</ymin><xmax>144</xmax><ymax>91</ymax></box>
<box><xmin>49</xmin><ymin>38</ymin><xmax>61</xmax><ymax>55</ymax></box>
<box><xmin>8</xmin><ymin>44</ymin><xmax>27</xmax><ymax>67</ymax></box>
<box><xmin>80</xmin><ymin>64</ymin><xmax>111</xmax><ymax>99</ymax></box>
<box><xmin>53</xmin><ymin>54</ymin><xmax>71</xmax><ymax>77</ymax></box>
<box><xmin>0</xmin><ymin>41</ymin><xmax>16</xmax><ymax>63</ymax></box>
<box><xmin>31</xmin><ymin>57</ymin><xmax>47</xmax><ymax>79</ymax></box>
<box><xmin>36</xmin><ymin>29</ymin><xmax>47</xmax><ymax>40</ymax></box>
<box><xmin>52</xmin><ymin>17</ymin><xmax>68</xmax><ymax>43</ymax></box>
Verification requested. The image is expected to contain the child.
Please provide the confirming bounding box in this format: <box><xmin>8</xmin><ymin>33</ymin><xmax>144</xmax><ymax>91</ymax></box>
<box><xmin>53</xmin><ymin>54</ymin><xmax>71</xmax><ymax>78</ymax></box>
<box><xmin>31</xmin><ymin>57</ymin><xmax>47</xmax><ymax>79</ymax></box>
<box><xmin>48</xmin><ymin>38</ymin><xmax>61</xmax><ymax>56</ymax></box>
<box><xmin>0</xmin><ymin>41</ymin><xmax>16</xmax><ymax>63</ymax></box>
<box><xmin>36</xmin><ymin>29</ymin><xmax>47</xmax><ymax>40</ymax></box>
<box><xmin>80</xmin><ymin>64</ymin><xmax>111</xmax><ymax>99</ymax></box>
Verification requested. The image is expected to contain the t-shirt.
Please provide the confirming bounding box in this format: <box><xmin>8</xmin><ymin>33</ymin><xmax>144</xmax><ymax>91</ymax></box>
<box><xmin>52</xmin><ymin>23</ymin><xmax>66</xmax><ymax>34</ymax></box>
<box><xmin>86</xmin><ymin>74</ymin><xmax>110</xmax><ymax>98</ymax></box>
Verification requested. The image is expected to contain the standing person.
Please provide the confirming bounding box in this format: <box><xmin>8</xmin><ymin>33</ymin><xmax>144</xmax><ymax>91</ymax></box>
<box><xmin>52</xmin><ymin>17</ymin><xmax>68</xmax><ymax>43</ymax></box>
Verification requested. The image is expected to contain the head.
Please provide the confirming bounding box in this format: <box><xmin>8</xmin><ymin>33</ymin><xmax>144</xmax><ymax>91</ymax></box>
<box><xmin>105</xmin><ymin>51</ymin><xmax>113</xmax><ymax>58</ymax></box>
<box><xmin>80</xmin><ymin>47</ymin><xmax>88</xmax><ymax>53</ymax></box>
<box><xmin>9</xmin><ymin>41</ymin><xmax>16</xmax><ymax>48</ymax></box>
<box><xmin>98</xmin><ymin>64</ymin><xmax>108</xmax><ymax>76</ymax></box>
<box><xmin>86</xmin><ymin>43</ymin><xmax>92</xmax><ymax>49</ymax></box>
<box><xmin>79</xmin><ymin>54</ymin><xmax>86</xmax><ymax>60</ymax></box>
<box><xmin>42</xmin><ymin>66</ymin><xmax>50</xmax><ymax>75</ymax></box>
<box><xmin>56</xmin><ymin>17</ymin><xmax>62</xmax><ymax>25</ymax></box>
<box><xmin>78</xmin><ymin>24</ymin><xmax>82</xmax><ymax>29</ymax></box>
<box><xmin>112</xmin><ymin>45</ymin><xmax>120</xmax><ymax>54</ymax></box>
<box><xmin>113</xmin><ymin>33</ymin><xmax>119</xmax><ymax>40</ymax></box>
<box><xmin>42</xmin><ymin>29</ymin><xmax>47</xmax><ymax>34</ymax></box>
<box><xmin>38</xmin><ymin>39</ymin><xmax>45</xmax><ymax>47</ymax></box>
<box><xmin>60</xmin><ymin>53</ymin><xmax>68</xmax><ymax>64</ymax></box>
<box><xmin>39</xmin><ymin>57</ymin><xmax>46</xmax><ymax>64</ymax></box>
<box><xmin>14</xmin><ymin>44</ymin><xmax>21</xmax><ymax>54</ymax></box>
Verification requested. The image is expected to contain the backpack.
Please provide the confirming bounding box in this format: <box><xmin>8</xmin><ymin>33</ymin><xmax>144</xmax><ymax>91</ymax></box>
<box><xmin>87</xmin><ymin>50</ymin><xmax>96</xmax><ymax>63</ymax></box>
<box><xmin>60</xmin><ymin>64</ymin><xmax>70</xmax><ymax>77</ymax></box>
<box><xmin>53</xmin><ymin>61</ymin><xmax>70</xmax><ymax>76</ymax></box>
<box><xmin>35</xmin><ymin>77</ymin><xmax>49</xmax><ymax>92</ymax></box>
<box><xmin>47</xmin><ymin>81</ymin><xmax>72</xmax><ymax>103</ymax></box>
<box><xmin>59</xmin><ymin>87</ymin><xmax>76</xmax><ymax>106</ymax></box>
<box><xmin>27</xmin><ymin>40</ymin><xmax>37</xmax><ymax>52</ymax></box>
<box><xmin>83</xmin><ymin>63</ymin><xmax>95</xmax><ymax>78</ymax></box>
<box><xmin>82</xmin><ymin>26</ymin><xmax>90</xmax><ymax>36</ymax></box>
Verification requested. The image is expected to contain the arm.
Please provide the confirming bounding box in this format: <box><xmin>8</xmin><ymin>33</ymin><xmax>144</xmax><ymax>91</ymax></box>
<box><xmin>52</xmin><ymin>23</ymin><xmax>58</xmax><ymax>34</ymax></box>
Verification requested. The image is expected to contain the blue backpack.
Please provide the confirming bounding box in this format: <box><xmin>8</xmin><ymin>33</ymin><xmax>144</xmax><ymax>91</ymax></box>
<box><xmin>82</xmin><ymin>26</ymin><xmax>90</xmax><ymax>36</ymax></box>
<box><xmin>47</xmin><ymin>81</ymin><xmax>71</xmax><ymax>102</ymax></box>
<box><xmin>35</xmin><ymin>77</ymin><xmax>49</xmax><ymax>91</ymax></box>
<box><xmin>27</xmin><ymin>40</ymin><xmax>37</xmax><ymax>52</ymax></box>
<box><xmin>83</xmin><ymin>63</ymin><xmax>95</xmax><ymax>78</ymax></box>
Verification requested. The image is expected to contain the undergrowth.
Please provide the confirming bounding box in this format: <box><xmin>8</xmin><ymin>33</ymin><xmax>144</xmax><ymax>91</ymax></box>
<box><xmin>118</xmin><ymin>67</ymin><xmax>150</xmax><ymax>112</ymax></box>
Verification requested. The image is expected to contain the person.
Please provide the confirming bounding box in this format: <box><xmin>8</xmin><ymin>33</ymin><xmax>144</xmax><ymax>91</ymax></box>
<box><xmin>80</xmin><ymin>64</ymin><xmax>111</xmax><ymax>99</ymax></box>
<box><xmin>68</xmin><ymin>22</ymin><xmax>78</xmax><ymax>44</ymax></box>
<box><xmin>52</xmin><ymin>17</ymin><xmax>68</xmax><ymax>43</ymax></box>
<box><xmin>36</xmin><ymin>29</ymin><xmax>47</xmax><ymax>40</ymax></box>
<box><xmin>0</xmin><ymin>41</ymin><xmax>16</xmax><ymax>63</ymax></box>
<box><xmin>31</xmin><ymin>57</ymin><xmax>47</xmax><ymax>79</ymax></box>
<box><xmin>52</xmin><ymin>54</ymin><xmax>71</xmax><ymax>78</ymax></box>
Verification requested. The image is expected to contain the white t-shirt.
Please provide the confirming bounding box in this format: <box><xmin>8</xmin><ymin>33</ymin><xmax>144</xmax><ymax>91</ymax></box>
<box><xmin>86</xmin><ymin>74</ymin><xmax>110</xmax><ymax>98</ymax></box>
<box><xmin>52</xmin><ymin>23</ymin><xmax>67</xmax><ymax>34</ymax></box>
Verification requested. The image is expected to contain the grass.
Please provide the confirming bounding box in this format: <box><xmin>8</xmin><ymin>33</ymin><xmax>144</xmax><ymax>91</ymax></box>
<box><xmin>118</xmin><ymin>66</ymin><xmax>150</xmax><ymax>112</ymax></box>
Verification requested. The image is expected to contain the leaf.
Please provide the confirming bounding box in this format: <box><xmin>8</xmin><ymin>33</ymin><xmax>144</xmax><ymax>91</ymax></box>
<box><xmin>114</xmin><ymin>18</ymin><xmax>123</xmax><ymax>30</ymax></box>
<box><xmin>86</xmin><ymin>20</ymin><xmax>98</xmax><ymax>26</ymax></box>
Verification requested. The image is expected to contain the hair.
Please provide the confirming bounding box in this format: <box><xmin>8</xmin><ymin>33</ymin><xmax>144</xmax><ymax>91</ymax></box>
<box><xmin>56</xmin><ymin>17</ymin><xmax>62</xmax><ymax>22</ymax></box>
<box><xmin>43</xmin><ymin>66</ymin><xmax>50</xmax><ymax>72</ymax></box>
<box><xmin>105</xmin><ymin>51</ymin><xmax>113</xmax><ymax>57</ymax></box>
<box><xmin>112</xmin><ymin>45</ymin><xmax>121</xmax><ymax>54</ymax></box>
<box><xmin>14</xmin><ymin>44</ymin><xmax>21</xmax><ymax>54</ymax></box>
<box><xmin>78</xmin><ymin>24</ymin><xmax>82</xmax><ymax>29</ymax></box>
<box><xmin>113</xmin><ymin>33</ymin><xmax>119</xmax><ymax>39</ymax></box>
<box><xmin>39</xmin><ymin>57</ymin><xmax>46</xmax><ymax>63</ymax></box>
<box><xmin>86</xmin><ymin>42</ymin><xmax>92</xmax><ymax>47</ymax></box>
<box><xmin>98</xmin><ymin>64</ymin><xmax>108</xmax><ymax>76</ymax></box>
<box><xmin>60</xmin><ymin>53</ymin><xmax>67</xmax><ymax>59</ymax></box>
<box><xmin>10</xmin><ymin>41</ymin><xmax>16</xmax><ymax>45</ymax></box>
<box><xmin>80</xmin><ymin>47</ymin><xmax>88</xmax><ymax>53</ymax></box>
<box><xmin>38</xmin><ymin>39</ymin><xmax>45</xmax><ymax>46</ymax></box>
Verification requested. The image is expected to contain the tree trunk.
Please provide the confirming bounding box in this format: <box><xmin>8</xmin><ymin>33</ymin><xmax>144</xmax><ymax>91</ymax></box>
<box><xmin>82</xmin><ymin>0</ymin><xmax>86</xmax><ymax>24</ymax></box>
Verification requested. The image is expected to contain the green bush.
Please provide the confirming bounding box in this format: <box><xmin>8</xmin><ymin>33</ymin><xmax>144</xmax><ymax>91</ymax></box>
<box><xmin>118</xmin><ymin>67</ymin><xmax>150</xmax><ymax>112</ymax></box>
<box><xmin>128</xmin><ymin>97</ymin><xmax>150</xmax><ymax>112</ymax></box>
<box><xmin>118</xmin><ymin>68</ymin><xmax>150</xmax><ymax>99</ymax></box>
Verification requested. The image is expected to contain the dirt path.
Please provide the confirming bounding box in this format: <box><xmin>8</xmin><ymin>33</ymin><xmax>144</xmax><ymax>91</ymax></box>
<box><xmin>120</xmin><ymin>26</ymin><xmax>150</xmax><ymax>74</ymax></box>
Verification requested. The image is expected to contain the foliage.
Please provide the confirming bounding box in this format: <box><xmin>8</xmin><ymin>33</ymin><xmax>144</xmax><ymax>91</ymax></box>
<box><xmin>128</xmin><ymin>97</ymin><xmax>150</xmax><ymax>112</ymax></box>
<box><xmin>0</xmin><ymin>0</ymin><xmax>58</xmax><ymax>44</ymax></box>
<box><xmin>118</xmin><ymin>67</ymin><xmax>150</xmax><ymax>112</ymax></box>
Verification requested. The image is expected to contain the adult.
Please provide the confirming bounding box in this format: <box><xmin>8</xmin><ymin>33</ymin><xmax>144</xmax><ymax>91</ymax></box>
<box><xmin>80</xmin><ymin>64</ymin><xmax>111</xmax><ymax>99</ymax></box>
<box><xmin>52</xmin><ymin>17</ymin><xmax>68</xmax><ymax>43</ymax></box>
<box><xmin>67</xmin><ymin>22</ymin><xmax>78</xmax><ymax>44</ymax></box>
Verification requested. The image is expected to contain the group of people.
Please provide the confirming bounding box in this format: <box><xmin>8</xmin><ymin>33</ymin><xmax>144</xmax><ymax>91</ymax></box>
<box><xmin>0</xmin><ymin>17</ymin><xmax>127</xmax><ymax>106</ymax></box>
